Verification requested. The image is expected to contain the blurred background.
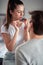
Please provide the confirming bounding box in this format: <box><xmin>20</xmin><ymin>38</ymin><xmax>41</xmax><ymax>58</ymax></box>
<box><xmin>0</xmin><ymin>0</ymin><xmax>43</xmax><ymax>64</ymax></box>
<box><xmin>0</xmin><ymin>0</ymin><xmax>43</xmax><ymax>18</ymax></box>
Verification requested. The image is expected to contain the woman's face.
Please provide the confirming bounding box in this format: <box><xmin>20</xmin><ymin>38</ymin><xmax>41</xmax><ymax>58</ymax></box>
<box><xmin>11</xmin><ymin>5</ymin><xmax>24</xmax><ymax>20</ymax></box>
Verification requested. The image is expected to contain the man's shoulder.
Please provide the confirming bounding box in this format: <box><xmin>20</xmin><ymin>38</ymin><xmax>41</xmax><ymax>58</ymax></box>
<box><xmin>15</xmin><ymin>40</ymin><xmax>33</xmax><ymax>54</ymax></box>
<box><xmin>16</xmin><ymin>41</ymin><xmax>29</xmax><ymax>49</ymax></box>
<box><xmin>15</xmin><ymin>39</ymin><xmax>42</xmax><ymax>54</ymax></box>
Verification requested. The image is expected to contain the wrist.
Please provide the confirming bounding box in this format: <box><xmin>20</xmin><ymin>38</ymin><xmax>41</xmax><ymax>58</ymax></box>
<box><xmin>16</xmin><ymin>30</ymin><xmax>19</xmax><ymax>33</ymax></box>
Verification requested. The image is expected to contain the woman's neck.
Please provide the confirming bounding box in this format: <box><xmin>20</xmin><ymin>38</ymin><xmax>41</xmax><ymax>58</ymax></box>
<box><xmin>11</xmin><ymin>19</ymin><xmax>23</xmax><ymax>27</ymax></box>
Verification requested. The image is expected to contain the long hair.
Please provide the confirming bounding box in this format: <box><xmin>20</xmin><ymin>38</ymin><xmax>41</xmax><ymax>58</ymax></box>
<box><xmin>5</xmin><ymin>0</ymin><xmax>24</xmax><ymax>29</ymax></box>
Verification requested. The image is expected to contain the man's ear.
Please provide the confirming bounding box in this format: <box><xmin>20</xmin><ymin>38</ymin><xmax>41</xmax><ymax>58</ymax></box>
<box><xmin>29</xmin><ymin>22</ymin><xmax>33</xmax><ymax>32</ymax></box>
<box><xmin>30</xmin><ymin>22</ymin><xmax>34</xmax><ymax>33</ymax></box>
<box><xmin>28</xmin><ymin>22</ymin><xmax>32</xmax><ymax>32</ymax></box>
<box><xmin>10</xmin><ymin>10</ymin><xmax>13</xmax><ymax>15</ymax></box>
<box><xmin>30</xmin><ymin>22</ymin><xmax>33</xmax><ymax>28</ymax></box>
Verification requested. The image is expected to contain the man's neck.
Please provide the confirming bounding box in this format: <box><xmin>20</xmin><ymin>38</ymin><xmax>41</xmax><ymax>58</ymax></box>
<box><xmin>31</xmin><ymin>33</ymin><xmax>43</xmax><ymax>39</ymax></box>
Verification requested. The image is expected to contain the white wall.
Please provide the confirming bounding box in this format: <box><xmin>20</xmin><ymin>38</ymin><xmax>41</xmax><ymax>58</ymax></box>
<box><xmin>22</xmin><ymin>0</ymin><xmax>43</xmax><ymax>18</ymax></box>
<box><xmin>0</xmin><ymin>0</ymin><xmax>8</xmax><ymax>14</ymax></box>
<box><xmin>0</xmin><ymin>0</ymin><xmax>43</xmax><ymax>18</ymax></box>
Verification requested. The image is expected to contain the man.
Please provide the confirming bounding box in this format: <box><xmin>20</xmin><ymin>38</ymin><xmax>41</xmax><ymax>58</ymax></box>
<box><xmin>15</xmin><ymin>11</ymin><xmax>43</xmax><ymax>65</ymax></box>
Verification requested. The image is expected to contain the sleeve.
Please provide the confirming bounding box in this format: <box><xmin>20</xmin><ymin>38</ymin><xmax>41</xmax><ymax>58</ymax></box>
<box><xmin>1</xmin><ymin>25</ymin><xmax>8</xmax><ymax>34</ymax></box>
<box><xmin>15</xmin><ymin>48</ymin><xmax>28</xmax><ymax>65</ymax></box>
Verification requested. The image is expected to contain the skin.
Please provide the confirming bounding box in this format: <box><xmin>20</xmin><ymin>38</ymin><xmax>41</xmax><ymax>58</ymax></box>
<box><xmin>28</xmin><ymin>16</ymin><xmax>43</xmax><ymax>39</ymax></box>
<box><xmin>1</xmin><ymin>5</ymin><xmax>30</xmax><ymax>51</ymax></box>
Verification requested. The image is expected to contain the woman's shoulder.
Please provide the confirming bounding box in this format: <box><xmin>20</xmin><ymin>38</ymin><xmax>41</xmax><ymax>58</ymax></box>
<box><xmin>8</xmin><ymin>24</ymin><xmax>16</xmax><ymax>34</ymax></box>
<box><xmin>1</xmin><ymin>24</ymin><xmax>6</xmax><ymax>30</ymax></box>
<box><xmin>1</xmin><ymin>24</ymin><xmax>8</xmax><ymax>34</ymax></box>
<box><xmin>9</xmin><ymin>24</ymin><xmax>16</xmax><ymax>31</ymax></box>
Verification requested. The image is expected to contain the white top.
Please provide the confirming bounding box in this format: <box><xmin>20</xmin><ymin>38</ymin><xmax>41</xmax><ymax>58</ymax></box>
<box><xmin>1</xmin><ymin>23</ymin><xmax>25</xmax><ymax>53</ymax></box>
<box><xmin>15</xmin><ymin>39</ymin><xmax>43</xmax><ymax>65</ymax></box>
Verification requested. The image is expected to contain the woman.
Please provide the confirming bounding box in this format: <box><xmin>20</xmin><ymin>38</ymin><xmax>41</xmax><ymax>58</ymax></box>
<box><xmin>1</xmin><ymin>0</ymin><xmax>30</xmax><ymax>65</ymax></box>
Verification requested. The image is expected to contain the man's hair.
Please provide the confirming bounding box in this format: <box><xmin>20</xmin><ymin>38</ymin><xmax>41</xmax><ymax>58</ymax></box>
<box><xmin>29</xmin><ymin>10</ymin><xmax>43</xmax><ymax>35</ymax></box>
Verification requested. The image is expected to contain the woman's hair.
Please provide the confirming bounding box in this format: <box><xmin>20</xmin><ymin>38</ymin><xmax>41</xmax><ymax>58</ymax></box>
<box><xmin>29</xmin><ymin>10</ymin><xmax>43</xmax><ymax>35</ymax></box>
<box><xmin>5</xmin><ymin>0</ymin><xmax>24</xmax><ymax>29</ymax></box>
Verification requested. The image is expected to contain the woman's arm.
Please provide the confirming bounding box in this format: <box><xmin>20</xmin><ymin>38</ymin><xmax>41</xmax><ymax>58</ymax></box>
<box><xmin>2</xmin><ymin>24</ymin><xmax>19</xmax><ymax>51</ymax></box>
<box><xmin>1</xmin><ymin>29</ymin><xmax>19</xmax><ymax>51</ymax></box>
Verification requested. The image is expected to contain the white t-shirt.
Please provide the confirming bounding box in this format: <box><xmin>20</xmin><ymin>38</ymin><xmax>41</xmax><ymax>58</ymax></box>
<box><xmin>1</xmin><ymin>23</ymin><xmax>25</xmax><ymax>53</ymax></box>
